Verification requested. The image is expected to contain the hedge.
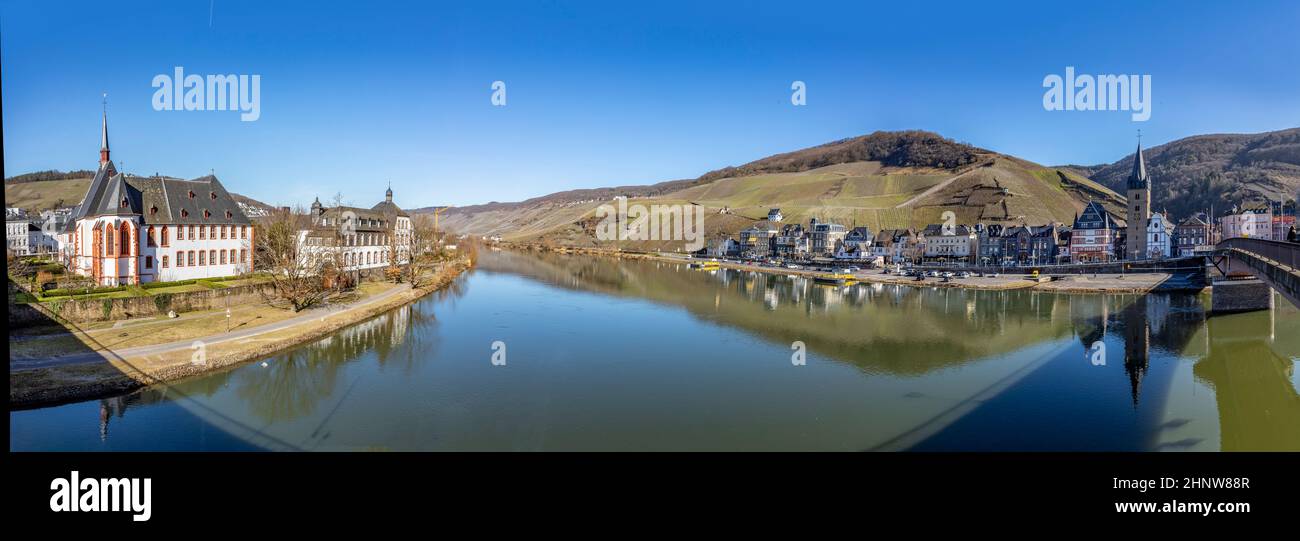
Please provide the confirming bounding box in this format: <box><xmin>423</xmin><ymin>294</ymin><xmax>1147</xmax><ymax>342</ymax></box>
<box><xmin>37</xmin><ymin>273</ymin><xmax>265</xmax><ymax>298</ymax></box>
<box><xmin>142</xmin><ymin>279</ymin><xmax>199</xmax><ymax>289</ymax></box>
<box><xmin>40</xmin><ymin>285</ymin><xmax>129</xmax><ymax>297</ymax></box>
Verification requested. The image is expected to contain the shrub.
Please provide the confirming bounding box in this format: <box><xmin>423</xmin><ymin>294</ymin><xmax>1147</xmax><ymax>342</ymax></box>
<box><xmin>384</xmin><ymin>266</ymin><xmax>403</xmax><ymax>283</ymax></box>
<box><xmin>153</xmin><ymin>293</ymin><xmax>173</xmax><ymax>312</ymax></box>
<box><xmin>41</xmin><ymin>285</ymin><xmax>129</xmax><ymax>297</ymax></box>
<box><xmin>142</xmin><ymin>279</ymin><xmax>198</xmax><ymax>289</ymax></box>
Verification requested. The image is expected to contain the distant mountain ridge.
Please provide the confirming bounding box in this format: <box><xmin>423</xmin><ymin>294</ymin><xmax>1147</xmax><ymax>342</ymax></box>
<box><xmin>5</xmin><ymin>169</ymin><xmax>96</xmax><ymax>184</ymax></box>
<box><xmin>435</xmin><ymin>130</ymin><xmax>1127</xmax><ymax>249</ymax></box>
<box><xmin>1060</xmin><ymin>128</ymin><xmax>1300</xmax><ymax>218</ymax></box>
<box><xmin>697</xmin><ymin>130</ymin><xmax>985</xmax><ymax>181</ymax></box>
<box><xmin>4</xmin><ymin>175</ymin><xmax>279</xmax><ymax>218</ymax></box>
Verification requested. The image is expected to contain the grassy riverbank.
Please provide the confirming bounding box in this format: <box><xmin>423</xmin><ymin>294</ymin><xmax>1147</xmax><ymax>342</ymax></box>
<box><xmin>10</xmin><ymin>260</ymin><xmax>473</xmax><ymax>409</ymax></box>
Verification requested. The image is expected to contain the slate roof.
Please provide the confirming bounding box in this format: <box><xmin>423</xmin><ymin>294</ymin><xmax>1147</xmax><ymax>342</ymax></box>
<box><xmin>921</xmin><ymin>224</ymin><xmax>973</xmax><ymax>236</ymax></box>
<box><xmin>876</xmin><ymin>228</ymin><xmax>915</xmax><ymax>242</ymax></box>
<box><xmin>1073</xmin><ymin>201</ymin><xmax>1117</xmax><ymax>230</ymax></box>
<box><xmin>371</xmin><ymin>200</ymin><xmax>410</xmax><ymax>218</ymax></box>
<box><xmin>66</xmin><ymin>162</ymin><xmax>252</xmax><ymax>228</ymax></box>
<box><xmin>1127</xmin><ymin>143</ymin><xmax>1150</xmax><ymax>190</ymax></box>
<box><xmin>846</xmin><ymin>226</ymin><xmax>874</xmax><ymax>241</ymax></box>
<box><xmin>311</xmin><ymin>206</ymin><xmax>392</xmax><ymax>232</ymax></box>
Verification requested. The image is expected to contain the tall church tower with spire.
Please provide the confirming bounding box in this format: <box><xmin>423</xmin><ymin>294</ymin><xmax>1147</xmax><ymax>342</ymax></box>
<box><xmin>1126</xmin><ymin>141</ymin><xmax>1151</xmax><ymax>260</ymax></box>
<box><xmin>99</xmin><ymin>95</ymin><xmax>111</xmax><ymax>166</ymax></box>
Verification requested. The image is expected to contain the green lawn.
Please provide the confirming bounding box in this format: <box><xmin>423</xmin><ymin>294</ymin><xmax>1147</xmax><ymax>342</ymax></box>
<box><xmin>26</xmin><ymin>273</ymin><xmax>275</xmax><ymax>303</ymax></box>
<box><xmin>140</xmin><ymin>284</ymin><xmax>211</xmax><ymax>294</ymax></box>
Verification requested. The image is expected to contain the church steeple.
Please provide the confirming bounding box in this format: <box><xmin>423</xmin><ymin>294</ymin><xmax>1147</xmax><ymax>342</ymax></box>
<box><xmin>99</xmin><ymin>94</ymin><xmax>111</xmax><ymax>166</ymax></box>
<box><xmin>385</xmin><ymin>182</ymin><xmax>393</xmax><ymax>203</ymax></box>
<box><xmin>1126</xmin><ymin>141</ymin><xmax>1149</xmax><ymax>190</ymax></box>
<box><xmin>1125</xmin><ymin>132</ymin><xmax>1152</xmax><ymax>261</ymax></box>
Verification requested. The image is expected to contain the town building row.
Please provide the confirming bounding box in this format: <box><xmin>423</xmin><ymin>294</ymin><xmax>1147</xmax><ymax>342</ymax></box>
<box><xmin>703</xmin><ymin>145</ymin><xmax>1296</xmax><ymax>266</ymax></box>
<box><xmin>5</xmin><ymin>108</ymin><xmax>413</xmax><ymax>286</ymax></box>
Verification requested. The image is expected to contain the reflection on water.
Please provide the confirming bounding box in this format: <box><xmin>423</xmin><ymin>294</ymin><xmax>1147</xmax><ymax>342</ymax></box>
<box><xmin>9</xmin><ymin>250</ymin><xmax>1299</xmax><ymax>451</ymax></box>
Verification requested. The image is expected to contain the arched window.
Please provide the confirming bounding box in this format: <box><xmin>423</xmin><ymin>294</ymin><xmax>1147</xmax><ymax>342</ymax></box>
<box><xmin>161</xmin><ymin>226</ymin><xmax>170</xmax><ymax>246</ymax></box>
<box><xmin>120</xmin><ymin>222</ymin><xmax>131</xmax><ymax>255</ymax></box>
<box><xmin>105</xmin><ymin>224</ymin><xmax>115</xmax><ymax>256</ymax></box>
<box><xmin>147</xmin><ymin>226</ymin><xmax>157</xmax><ymax>247</ymax></box>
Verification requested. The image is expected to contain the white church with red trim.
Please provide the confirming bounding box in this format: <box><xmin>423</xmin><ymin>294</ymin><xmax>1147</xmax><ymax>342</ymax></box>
<box><xmin>61</xmin><ymin>107</ymin><xmax>256</xmax><ymax>285</ymax></box>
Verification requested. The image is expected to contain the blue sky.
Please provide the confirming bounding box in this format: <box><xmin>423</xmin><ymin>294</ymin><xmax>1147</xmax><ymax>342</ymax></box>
<box><xmin>3</xmin><ymin>0</ymin><xmax>1298</xmax><ymax>208</ymax></box>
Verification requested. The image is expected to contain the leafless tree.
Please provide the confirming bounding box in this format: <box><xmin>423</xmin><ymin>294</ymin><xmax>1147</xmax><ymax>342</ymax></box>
<box><xmin>256</xmin><ymin>206</ymin><xmax>339</xmax><ymax>311</ymax></box>
<box><xmin>405</xmin><ymin>214</ymin><xmax>447</xmax><ymax>288</ymax></box>
<box><xmin>384</xmin><ymin>215</ymin><xmax>405</xmax><ymax>283</ymax></box>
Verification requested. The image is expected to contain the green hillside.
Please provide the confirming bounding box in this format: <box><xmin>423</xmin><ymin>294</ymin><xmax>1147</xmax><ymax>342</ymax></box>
<box><xmin>439</xmin><ymin>131</ymin><xmax>1128</xmax><ymax>249</ymax></box>
<box><xmin>4</xmin><ymin>177</ymin><xmax>93</xmax><ymax>211</ymax></box>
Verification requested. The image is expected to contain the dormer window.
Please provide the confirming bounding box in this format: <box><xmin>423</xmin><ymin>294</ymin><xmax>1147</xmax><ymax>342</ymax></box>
<box><xmin>210</xmin><ymin>192</ymin><xmax>217</xmax><ymax>200</ymax></box>
<box><xmin>149</xmin><ymin>206</ymin><xmax>158</xmax><ymax>216</ymax></box>
<box><xmin>180</xmin><ymin>209</ymin><xmax>189</xmax><ymax>218</ymax></box>
<box><xmin>188</xmin><ymin>190</ymin><xmax>196</xmax><ymax>199</ymax></box>
<box><xmin>121</xmin><ymin>197</ymin><xmax>129</xmax><ymax>208</ymax></box>
<box><xmin>203</xmin><ymin>209</ymin><xmax>211</xmax><ymax>219</ymax></box>
<box><xmin>225</xmin><ymin>210</ymin><xmax>233</xmax><ymax>219</ymax></box>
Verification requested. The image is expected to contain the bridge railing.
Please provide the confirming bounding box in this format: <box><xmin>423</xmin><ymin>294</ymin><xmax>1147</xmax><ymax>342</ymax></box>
<box><xmin>1218</xmin><ymin>238</ymin><xmax>1300</xmax><ymax>272</ymax></box>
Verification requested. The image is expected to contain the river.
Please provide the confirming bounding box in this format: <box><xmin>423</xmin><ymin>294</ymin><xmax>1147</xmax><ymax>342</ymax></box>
<box><xmin>10</xmin><ymin>249</ymin><xmax>1300</xmax><ymax>451</ymax></box>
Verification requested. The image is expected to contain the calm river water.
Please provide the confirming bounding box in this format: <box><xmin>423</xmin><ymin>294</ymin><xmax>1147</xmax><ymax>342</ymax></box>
<box><xmin>10</xmin><ymin>250</ymin><xmax>1300</xmax><ymax>451</ymax></box>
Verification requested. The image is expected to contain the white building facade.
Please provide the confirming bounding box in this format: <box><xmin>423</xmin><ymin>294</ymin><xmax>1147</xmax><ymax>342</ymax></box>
<box><xmin>298</xmin><ymin>187</ymin><xmax>412</xmax><ymax>275</ymax></box>
<box><xmin>1219</xmin><ymin>206</ymin><xmax>1272</xmax><ymax>241</ymax></box>
<box><xmin>1145</xmin><ymin>212</ymin><xmax>1173</xmax><ymax>259</ymax></box>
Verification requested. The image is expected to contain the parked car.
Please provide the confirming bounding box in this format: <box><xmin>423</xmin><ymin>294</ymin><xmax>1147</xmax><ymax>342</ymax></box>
<box><xmin>942</xmin><ymin>272</ymin><xmax>955</xmax><ymax>278</ymax></box>
<box><xmin>786</xmin><ymin>264</ymin><xmax>801</xmax><ymax>269</ymax></box>
<box><xmin>843</xmin><ymin>267</ymin><xmax>861</xmax><ymax>273</ymax></box>
<box><xmin>987</xmin><ymin>272</ymin><xmax>1000</xmax><ymax>278</ymax></box>
<box><xmin>958</xmin><ymin>271</ymin><xmax>972</xmax><ymax>278</ymax></box>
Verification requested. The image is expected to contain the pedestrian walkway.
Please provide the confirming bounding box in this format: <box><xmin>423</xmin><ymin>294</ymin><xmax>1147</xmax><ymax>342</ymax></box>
<box><xmin>11</xmin><ymin>285</ymin><xmax>410</xmax><ymax>371</ymax></box>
